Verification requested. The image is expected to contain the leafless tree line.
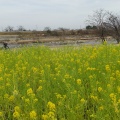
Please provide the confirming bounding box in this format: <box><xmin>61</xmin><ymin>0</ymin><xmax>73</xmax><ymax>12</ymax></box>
<box><xmin>5</xmin><ymin>26</ymin><xmax>26</xmax><ymax>32</ymax></box>
<box><xmin>88</xmin><ymin>9</ymin><xmax>120</xmax><ymax>43</ymax></box>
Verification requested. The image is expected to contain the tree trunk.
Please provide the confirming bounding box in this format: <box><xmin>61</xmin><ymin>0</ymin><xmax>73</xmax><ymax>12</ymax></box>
<box><xmin>116</xmin><ymin>38</ymin><xmax>120</xmax><ymax>43</ymax></box>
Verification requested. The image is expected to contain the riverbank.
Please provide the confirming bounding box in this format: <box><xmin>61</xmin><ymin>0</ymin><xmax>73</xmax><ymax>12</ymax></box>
<box><xmin>0</xmin><ymin>35</ymin><xmax>117</xmax><ymax>49</ymax></box>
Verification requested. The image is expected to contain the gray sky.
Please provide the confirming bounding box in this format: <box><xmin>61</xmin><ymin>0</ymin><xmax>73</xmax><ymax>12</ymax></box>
<box><xmin>0</xmin><ymin>0</ymin><xmax>120</xmax><ymax>31</ymax></box>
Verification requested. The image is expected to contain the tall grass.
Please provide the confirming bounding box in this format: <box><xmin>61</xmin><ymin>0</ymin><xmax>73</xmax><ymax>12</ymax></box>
<box><xmin>0</xmin><ymin>45</ymin><xmax>120</xmax><ymax>119</ymax></box>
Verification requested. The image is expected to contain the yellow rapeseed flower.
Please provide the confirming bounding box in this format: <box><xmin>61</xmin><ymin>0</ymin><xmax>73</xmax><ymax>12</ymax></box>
<box><xmin>32</xmin><ymin>67</ymin><xmax>38</xmax><ymax>73</ymax></box>
<box><xmin>110</xmin><ymin>77</ymin><xmax>116</xmax><ymax>81</ymax></box>
<box><xmin>42</xmin><ymin>114</ymin><xmax>48</xmax><ymax>120</ymax></box>
<box><xmin>13</xmin><ymin>90</ymin><xmax>19</xmax><ymax>96</ymax></box>
<box><xmin>89</xmin><ymin>75</ymin><xmax>93</xmax><ymax>79</ymax></box>
<box><xmin>55</xmin><ymin>93</ymin><xmax>62</xmax><ymax>99</ymax></box>
<box><xmin>33</xmin><ymin>98</ymin><xmax>38</xmax><ymax>103</ymax></box>
<box><xmin>25</xmin><ymin>98</ymin><xmax>30</xmax><ymax>104</ymax></box>
<box><xmin>0</xmin><ymin>77</ymin><xmax>3</xmax><ymax>81</ymax></box>
<box><xmin>107</xmin><ymin>84</ymin><xmax>111</xmax><ymax>88</ymax></box>
<box><xmin>109</xmin><ymin>93</ymin><xmax>116</xmax><ymax>101</ymax></box>
<box><xmin>116</xmin><ymin>70</ymin><xmax>120</xmax><ymax>76</ymax></box>
<box><xmin>9</xmin><ymin>95</ymin><xmax>14</xmax><ymax>102</ymax></box>
<box><xmin>117</xmin><ymin>61</ymin><xmax>120</xmax><ymax>65</ymax></box>
<box><xmin>47</xmin><ymin>101</ymin><xmax>56</xmax><ymax>112</ymax></box>
<box><xmin>39</xmin><ymin>80</ymin><xmax>43</xmax><ymax>83</ymax></box>
<box><xmin>90</xmin><ymin>95</ymin><xmax>98</xmax><ymax>101</ymax></box>
<box><xmin>37</xmin><ymin>86</ymin><xmax>42</xmax><ymax>92</ymax></box>
<box><xmin>29</xmin><ymin>110</ymin><xmax>37</xmax><ymax>119</ymax></box>
<box><xmin>4</xmin><ymin>94</ymin><xmax>9</xmax><ymax>99</ymax></box>
<box><xmin>27</xmin><ymin>88</ymin><xmax>33</xmax><ymax>95</ymax></box>
<box><xmin>76</xmin><ymin>79</ymin><xmax>81</xmax><ymax>85</ymax></box>
<box><xmin>63</xmin><ymin>95</ymin><xmax>66</xmax><ymax>99</ymax></box>
<box><xmin>99</xmin><ymin>106</ymin><xmax>104</xmax><ymax>110</ymax></box>
<box><xmin>13</xmin><ymin>111</ymin><xmax>20</xmax><ymax>119</ymax></box>
<box><xmin>98</xmin><ymin>87</ymin><xmax>103</xmax><ymax>92</ymax></box>
<box><xmin>14</xmin><ymin>106</ymin><xmax>21</xmax><ymax>113</ymax></box>
<box><xmin>117</xmin><ymin>86</ymin><xmax>120</xmax><ymax>93</ymax></box>
<box><xmin>47</xmin><ymin>111</ymin><xmax>55</xmax><ymax>119</ymax></box>
<box><xmin>105</xmin><ymin>65</ymin><xmax>110</xmax><ymax>72</ymax></box>
<box><xmin>80</xmin><ymin>98</ymin><xmax>85</xmax><ymax>103</ymax></box>
<box><xmin>40</xmin><ymin>70</ymin><xmax>44</xmax><ymax>75</ymax></box>
<box><xmin>64</xmin><ymin>74</ymin><xmax>70</xmax><ymax>79</ymax></box>
<box><xmin>90</xmin><ymin>114</ymin><xmax>97</xmax><ymax>118</ymax></box>
<box><xmin>118</xmin><ymin>99</ymin><xmax>120</xmax><ymax>104</ymax></box>
<box><xmin>26</xmin><ymin>83</ymin><xmax>30</xmax><ymax>87</ymax></box>
<box><xmin>6</xmin><ymin>82</ymin><xmax>11</xmax><ymax>87</ymax></box>
<box><xmin>0</xmin><ymin>69</ymin><xmax>2</xmax><ymax>73</ymax></box>
<box><xmin>0</xmin><ymin>111</ymin><xmax>3</xmax><ymax>117</ymax></box>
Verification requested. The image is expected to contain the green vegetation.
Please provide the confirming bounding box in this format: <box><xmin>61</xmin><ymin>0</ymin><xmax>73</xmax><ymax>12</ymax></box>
<box><xmin>0</xmin><ymin>45</ymin><xmax>120</xmax><ymax>119</ymax></box>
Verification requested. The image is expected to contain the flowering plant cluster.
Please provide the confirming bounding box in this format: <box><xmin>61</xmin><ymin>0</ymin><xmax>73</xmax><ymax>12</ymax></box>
<box><xmin>0</xmin><ymin>45</ymin><xmax>120</xmax><ymax>119</ymax></box>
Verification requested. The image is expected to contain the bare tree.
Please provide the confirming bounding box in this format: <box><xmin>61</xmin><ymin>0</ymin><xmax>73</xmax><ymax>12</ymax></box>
<box><xmin>17</xmin><ymin>26</ymin><xmax>26</xmax><ymax>31</ymax></box>
<box><xmin>44</xmin><ymin>27</ymin><xmax>51</xmax><ymax>31</ymax></box>
<box><xmin>87</xmin><ymin>9</ymin><xmax>107</xmax><ymax>42</ymax></box>
<box><xmin>44</xmin><ymin>27</ymin><xmax>51</xmax><ymax>35</ymax></box>
<box><xmin>5</xmin><ymin>26</ymin><xmax>14</xmax><ymax>32</ymax></box>
<box><xmin>105</xmin><ymin>12</ymin><xmax>120</xmax><ymax>43</ymax></box>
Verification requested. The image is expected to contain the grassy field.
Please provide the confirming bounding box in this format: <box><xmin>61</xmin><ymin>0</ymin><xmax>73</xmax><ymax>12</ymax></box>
<box><xmin>0</xmin><ymin>44</ymin><xmax>120</xmax><ymax>119</ymax></box>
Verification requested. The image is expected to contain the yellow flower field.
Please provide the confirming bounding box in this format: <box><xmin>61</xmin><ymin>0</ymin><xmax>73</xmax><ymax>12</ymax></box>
<box><xmin>0</xmin><ymin>45</ymin><xmax>120</xmax><ymax>119</ymax></box>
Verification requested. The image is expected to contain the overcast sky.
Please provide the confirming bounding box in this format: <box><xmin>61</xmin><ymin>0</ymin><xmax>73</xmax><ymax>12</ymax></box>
<box><xmin>0</xmin><ymin>0</ymin><xmax>120</xmax><ymax>31</ymax></box>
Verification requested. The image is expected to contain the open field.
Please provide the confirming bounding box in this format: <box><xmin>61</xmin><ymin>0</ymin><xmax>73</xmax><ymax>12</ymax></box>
<box><xmin>0</xmin><ymin>45</ymin><xmax>120</xmax><ymax>119</ymax></box>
